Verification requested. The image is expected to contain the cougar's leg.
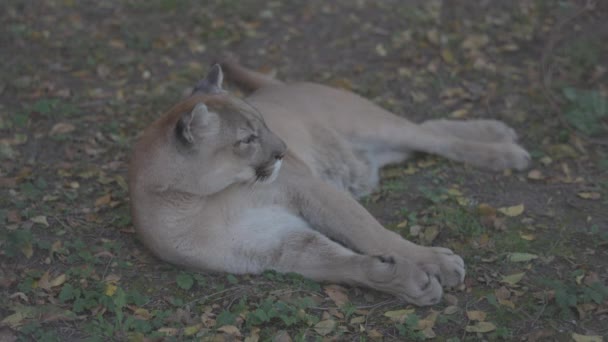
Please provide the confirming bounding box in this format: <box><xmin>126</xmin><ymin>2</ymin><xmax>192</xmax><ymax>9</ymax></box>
<box><xmin>275</xmin><ymin>171</ymin><xmax>466</xmax><ymax>292</ymax></box>
<box><xmin>271</xmin><ymin>229</ymin><xmax>446</xmax><ymax>306</ymax></box>
<box><xmin>420</xmin><ymin>119</ymin><xmax>519</xmax><ymax>143</ymax></box>
<box><xmin>336</xmin><ymin>109</ymin><xmax>530</xmax><ymax>171</ymax></box>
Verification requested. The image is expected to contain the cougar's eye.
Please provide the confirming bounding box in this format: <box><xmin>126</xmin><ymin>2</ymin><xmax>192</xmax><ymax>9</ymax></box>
<box><xmin>241</xmin><ymin>134</ymin><xmax>258</xmax><ymax>144</ymax></box>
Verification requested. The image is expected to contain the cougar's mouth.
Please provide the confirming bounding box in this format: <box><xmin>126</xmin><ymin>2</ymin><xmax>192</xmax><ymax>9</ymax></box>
<box><xmin>255</xmin><ymin>159</ymin><xmax>282</xmax><ymax>184</ymax></box>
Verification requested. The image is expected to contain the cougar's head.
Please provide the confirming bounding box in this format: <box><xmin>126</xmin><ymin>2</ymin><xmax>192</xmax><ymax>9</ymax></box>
<box><xmin>130</xmin><ymin>65</ymin><xmax>287</xmax><ymax>197</ymax></box>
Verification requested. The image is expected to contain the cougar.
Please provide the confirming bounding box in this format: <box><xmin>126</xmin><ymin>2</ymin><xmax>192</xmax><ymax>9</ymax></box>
<box><xmin>128</xmin><ymin>58</ymin><xmax>529</xmax><ymax>305</ymax></box>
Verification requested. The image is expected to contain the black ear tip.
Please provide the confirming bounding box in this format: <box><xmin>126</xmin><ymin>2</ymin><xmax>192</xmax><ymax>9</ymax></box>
<box><xmin>209</xmin><ymin>64</ymin><xmax>223</xmax><ymax>76</ymax></box>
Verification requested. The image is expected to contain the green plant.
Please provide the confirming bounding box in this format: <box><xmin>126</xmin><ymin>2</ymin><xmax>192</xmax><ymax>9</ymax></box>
<box><xmin>562</xmin><ymin>87</ymin><xmax>607</xmax><ymax>136</ymax></box>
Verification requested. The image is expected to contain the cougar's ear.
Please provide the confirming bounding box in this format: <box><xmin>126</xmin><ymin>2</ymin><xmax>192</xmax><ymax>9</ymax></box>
<box><xmin>192</xmin><ymin>64</ymin><xmax>225</xmax><ymax>94</ymax></box>
<box><xmin>175</xmin><ymin>103</ymin><xmax>220</xmax><ymax>145</ymax></box>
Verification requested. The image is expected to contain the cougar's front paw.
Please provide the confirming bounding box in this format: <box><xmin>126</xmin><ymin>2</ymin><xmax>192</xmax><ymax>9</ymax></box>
<box><xmin>474</xmin><ymin>120</ymin><xmax>518</xmax><ymax>143</ymax></box>
<box><xmin>417</xmin><ymin>246</ymin><xmax>465</xmax><ymax>289</ymax></box>
<box><xmin>473</xmin><ymin>143</ymin><xmax>531</xmax><ymax>171</ymax></box>
<box><xmin>366</xmin><ymin>256</ymin><xmax>444</xmax><ymax>306</ymax></box>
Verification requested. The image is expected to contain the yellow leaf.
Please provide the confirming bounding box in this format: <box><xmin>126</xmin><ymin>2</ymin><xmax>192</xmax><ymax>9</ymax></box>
<box><xmin>105</xmin><ymin>283</ymin><xmax>118</xmax><ymax>296</ymax></box>
<box><xmin>157</xmin><ymin>327</ymin><xmax>178</xmax><ymax>336</ymax></box>
<box><xmin>498</xmin><ymin>204</ymin><xmax>524</xmax><ymax>217</ymax></box>
<box><xmin>49</xmin><ymin>123</ymin><xmax>75</xmax><ymax>136</ymax></box>
<box><xmin>498</xmin><ymin>298</ymin><xmax>516</xmax><ymax>309</ymax></box>
<box><xmin>49</xmin><ymin>274</ymin><xmax>67</xmax><ymax>288</ymax></box>
<box><xmin>324</xmin><ymin>285</ymin><xmax>349</xmax><ymax>308</ymax></box>
<box><xmin>383</xmin><ymin>309</ymin><xmax>415</xmax><ymax>323</ymax></box>
<box><xmin>520</xmin><ymin>233</ymin><xmax>536</xmax><ymax>241</ymax></box>
<box><xmin>21</xmin><ymin>241</ymin><xmax>33</xmax><ymax>259</ymax></box>
<box><xmin>477</xmin><ymin>203</ymin><xmax>497</xmax><ymax>217</ymax></box>
<box><xmin>375</xmin><ymin>44</ymin><xmax>387</xmax><ymax>57</ymax></box>
<box><xmin>95</xmin><ymin>194</ymin><xmax>111</xmax><ymax>207</ymax></box>
<box><xmin>441</xmin><ymin>49</ymin><xmax>455</xmax><ymax>64</ymax></box>
<box><xmin>527</xmin><ymin>170</ymin><xmax>544</xmax><ymax>180</ymax></box>
<box><xmin>31</xmin><ymin>215</ymin><xmax>49</xmax><ymax>227</ymax></box>
<box><xmin>350</xmin><ymin>316</ymin><xmax>365</xmax><ymax>324</ymax></box>
<box><xmin>314</xmin><ymin>319</ymin><xmax>336</xmax><ymax>336</ymax></box>
<box><xmin>578</xmin><ymin>192</ymin><xmax>601</xmax><ymax>200</ymax></box>
<box><xmin>501</xmin><ymin>272</ymin><xmax>525</xmax><ymax>286</ymax></box>
<box><xmin>508</xmin><ymin>252</ymin><xmax>538</xmax><ymax>262</ymax></box>
<box><xmin>134</xmin><ymin>308</ymin><xmax>152</xmax><ymax>320</ymax></box>
<box><xmin>465</xmin><ymin>321</ymin><xmax>496</xmax><ymax>333</ymax></box>
<box><xmin>466</xmin><ymin>310</ymin><xmax>487</xmax><ymax>321</ymax></box>
<box><xmin>37</xmin><ymin>271</ymin><xmax>51</xmax><ymax>290</ymax></box>
<box><xmin>572</xmin><ymin>333</ymin><xmax>603</xmax><ymax>342</ymax></box>
<box><xmin>443</xmin><ymin>306</ymin><xmax>459</xmax><ymax>315</ymax></box>
<box><xmin>184</xmin><ymin>323</ymin><xmax>202</xmax><ymax>336</ymax></box>
<box><xmin>450</xmin><ymin>108</ymin><xmax>469</xmax><ymax>118</ymax></box>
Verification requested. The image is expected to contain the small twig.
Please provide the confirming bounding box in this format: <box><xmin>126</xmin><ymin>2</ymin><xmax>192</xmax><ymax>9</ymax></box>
<box><xmin>540</xmin><ymin>0</ymin><xmax>608</xmax><ymax>146</ymax></box>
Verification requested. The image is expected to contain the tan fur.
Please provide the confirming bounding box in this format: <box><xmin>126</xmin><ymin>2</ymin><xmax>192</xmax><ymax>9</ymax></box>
<box><xmin>129</xmin><ymin>60</ymin><xmax>530</xmax><ymax>306</ymax></box>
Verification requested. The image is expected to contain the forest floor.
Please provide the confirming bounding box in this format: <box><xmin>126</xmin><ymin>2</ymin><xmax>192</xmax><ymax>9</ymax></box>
<box><xmin>1</xmin><ymin>1</ymin><xmax>607</xmax><ymax>341</ymax></box>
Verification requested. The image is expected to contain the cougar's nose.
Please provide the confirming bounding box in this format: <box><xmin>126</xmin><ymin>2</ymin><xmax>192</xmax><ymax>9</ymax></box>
<box><xmin>273</xmin><ymin>140</ymin><xmax>287</xmax><ymax>160</ymax></box>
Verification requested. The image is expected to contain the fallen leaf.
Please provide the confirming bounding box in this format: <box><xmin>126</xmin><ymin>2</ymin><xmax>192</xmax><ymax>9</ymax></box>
<box><xmin>527</xmin><ymin>170</ymin><xmax>544</xmax><ymax>180</ymax></box>
<box><xmin>571</xmin><ymin>333</ymin><xmax>603</xmax><ymax>342</ymax></box>
<box><xmin>21</xmin><ymin>241</ymin><xmax>33</xmax><ymax>259</ymax></box>
<box><xmin>324</xmin><ymin>285</ymin><xmax>349</xmax><ymax>307</ymax></box>
<box><xmin>443</xmin><ymin>306</ymin><xmax>459</xmax><ymax>315</ymax></box>
<box><xmin>49</xmin><ymin>123</ymin><xmax>75</xmax><ymax>136</ymax></box>
<box><xmin>104</xmin><ymin>283</ymin><xmax>118</xmax><ymax>296</ymax></box>
<box><xmin>450</xmin><ymin>108</ymin><xmax>470</xmax><ymax>118</ymax></box>
<box><xmin>508</xmin><ymin>252</ymin><xmax>538</xmax><ymax>262</ymax></box>
<box><xmin>375</xmin><ymin>44</ymin><xmax>387</xmax><ymax>57</ymax></box>
<box><xmin>0</xmin><ymin>305</ymin><xmax>34</xmax><ymax>329</ymax></box>
<box><xmin>384</xmin><ymin>309</ymin><xmax>415</xmax><ymax>323</ymax></box>
<box><xmin>30</xmin><ymin>215</ymin><xmax>49</xmax><ymax>227</ymax></box>
<box><xmin>477</xmin><ymin>203</ymin><xmax>497</xmax><ymax>217</ymax></box>
<box><xmin>184</xmin><ymin>323</ymin><xmax>203</xmax><ymax>336</ymax></box>
<box><xmin>350</xmin><ymin>316</ymin><xmax>365</xmax><ymax>324</ymax></box>
<box><xmin>95</xmin><ymin>194</ymin><xmax>111</xmax><ymax>207</ymax></box>
<box><xmin>441</xmin><ymin>49</ymin><xmax>455</xmax><ymax>64</ymax></box>
<box><xmin>423</xmin><ymin>226</ymin><xmax>439</xmax><ymax>244</ymax></box>
<box><xmin>465</xmin><ymin>321</ymin><xmax>496</xmax><ymax>333</ymax></box>
<box><xmin>466</xmin><ymin>310</ymin><xmax>487</xmax><ymax>321</ymax></box>
<box><xmin>519</xmin><ymin>233</ymin><xmax>536</xmax><ymax>241</ymax></box>
<box><xmin>498</xmin><ymin>204</ymin><xmax>524</xmax><ymax>217</ymax></box>
<box><xmin>49</xmin><ymin>274</ymin><xmax>67</xmax><ymax>288</ymax></box>
<box><xmin>314</xmin><ymin>319</ymin><xmax>336</xmax><ymax>336</ymax></box>
<box><xmin>577</xmin><ymin>192</ymin><xmax>601</xmax><ymax>200</ymax></box>
<box><xmin>157</xmin><ymin>327</ymin><xmax>178</xmax><ymax>336</ymax></box>
<box><xmin>501</xmin><ymin>272</ymin><xmax>525</xmax><ymax>285</ymax></box>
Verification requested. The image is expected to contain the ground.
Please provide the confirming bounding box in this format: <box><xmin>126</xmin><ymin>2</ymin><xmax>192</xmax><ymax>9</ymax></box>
<box><xmin>1</xmin><ymin>1</ymin><xmax>607</xmax><ymax>341</ymax></box>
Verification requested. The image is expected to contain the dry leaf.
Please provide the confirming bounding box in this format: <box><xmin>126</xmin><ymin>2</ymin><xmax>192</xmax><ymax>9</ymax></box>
<box><xmin>527</xmin><ymin>170</ymin><xmax>544</xmax><ymax>180</ymax></box>
<box><xmin>314</xmin><ymin>319</ymin><xmax>336</xmax><ymax>336</ymax></box>
<box><xmin>383</xmin><ymin>309</ymin><xmax>415</xmax><ymax>323</ymax></box>
<box><xmin>466</xmin><ymin>310</ymin><xmax>487</xmax><ymax>321</ymax></box>
<box><xmin>217</xmin><ymin>325</ymin><xmax>240</xmax><ymax>336</ymax></box>
<box><xmin>21</xmin><ymin>241</ymin><xmax>33</xmax><ymax>259</ymax></box>
<box><xmin>95</xmin><ymin>194</ymin><xmax>111</xmax><ymax>207</ymax></box>
<box><xmin>501</xmin><ymin>272</ymin><xmax>525</xmax><ymax>285</ymax></box>
<box><xmin>104</xmin><ymin>283</ymin><xmax>118</xmax><ymax>296</ymax></box>
<box><xmin>49</xmin><ymin>123</ymin><xmax>75</xmax><ymax>136</ymax></box>
<box><xmin>465</xmin><ymin>321</ymin><xmax>496</xmax><ymax>333</ymax></box>
<box><xmin>571</xmin><ymin>333</ymin><xmax>603</xmax><ymax>342</ymax></box>
<box><xmin>30</xmin><ymin>215</ymin><xmax>49</xmax><ymax>227</ymax></box>
<box><xmin>577</xmin><ymin>192</ymin><xmax>601</xmax><ymax>200</ymax></box>
<box><xmin>444</xmin><ymin>306</ymin><xmax>459</xmax><ymax>315</ymax></box>
<box><xmin>498</xmin><ymin>204</ymin><xmax>524</xmax><ymax>217</ymax></box>
<box><xmin>49</xmin><ymin>274</ymin><xmax>67</xmax><ymax>288</ymax></box>
<box><xmin>324</xmin><ymin>285</ymin><xmax>349</xmax><ymax>307</ymax></box>
<box><xmin>508</xmin><ymin>252</ymin><xmax>538</xmax><ymax>262</ymax></box>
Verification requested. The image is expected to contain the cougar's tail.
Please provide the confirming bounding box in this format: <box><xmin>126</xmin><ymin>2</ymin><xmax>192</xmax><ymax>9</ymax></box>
<box><xmin>218</xmin><ymin>55</ymin><xmax>283</xmax><ymax>93</ymax></box>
